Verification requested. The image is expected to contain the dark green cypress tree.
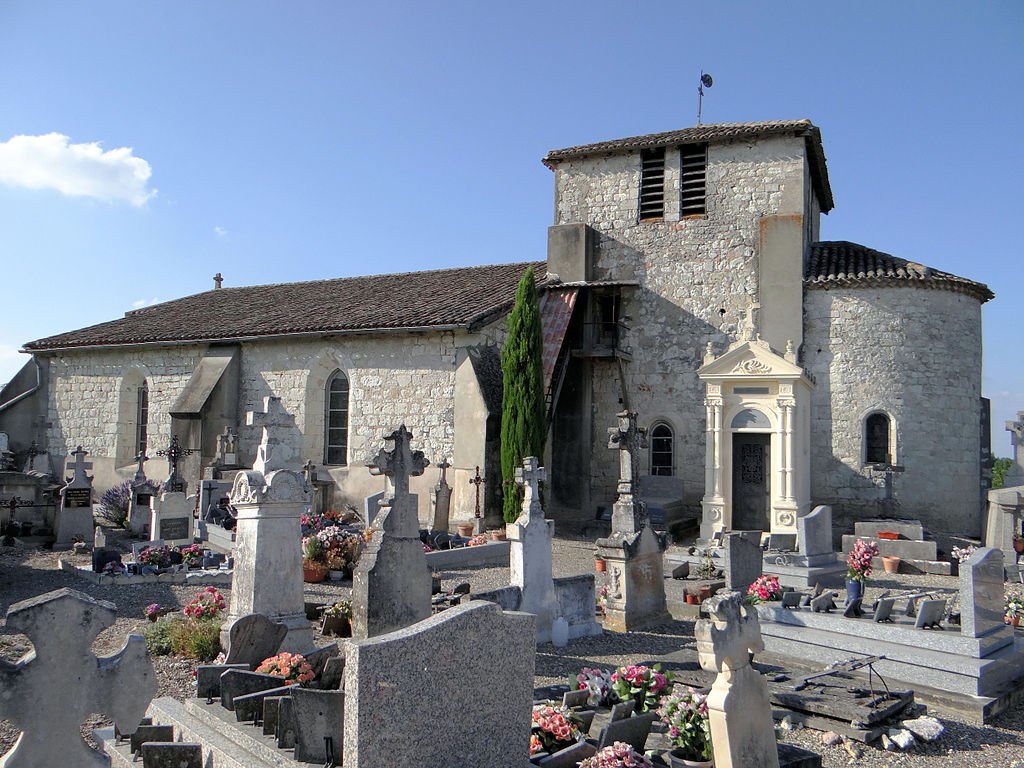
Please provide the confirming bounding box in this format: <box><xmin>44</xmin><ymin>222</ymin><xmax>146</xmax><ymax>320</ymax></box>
<box><xmin>500</xmin><ymin>266</ymin><xmax>546</xmax><ymax>522</ymax></box>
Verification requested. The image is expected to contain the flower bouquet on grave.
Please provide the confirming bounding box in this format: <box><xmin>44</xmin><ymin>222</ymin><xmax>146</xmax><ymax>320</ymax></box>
<box><xmin>746</xmin><ymin>575</ymin><xmax>782</xmax><ymax>604</ymax></box>
<box><xmin>138</xmin><ymin>545</ymin><xmax>173</xmax><ymax>569</ymax></box>
<box><xmin>256</xmin><ymin>652</ymin><xmax>315</xmax><ymax>686</ymax></box>
<box><xmin>595</xmin><ymin>585</ymin><xmax>610</xmax><ymax>617</ymax></box>
<box><xmin>322</xmin><ymin>598</ymin><xmax>353</xmax><ymax>637</ymax></box>
<box><xmin>466</xmin><ymin>534</ymin><xmax>487</xmax><ymax>547</ymax></box>
<box><xmin>178</xmin><ymin>544</ymin><xmax>204</xmax><ymax>567</ymax></box>
<box><xmin>578</xmin><ymin>741</ymin><xmax>654</xmax><ymax>768</ymax></box>
<box><xmin>692</xmin><ymin>548</ymin><xmax>717</xmax><ymax>580</ymax></box>
<box><xmin>1004</xmin><ymin>593</ymin><xmax>1024</xmax><ymax>625</ymax></box>
<box><xmin>658</xmin><ymin>687</ymin><xmax>712</xmax><ymax>763</ymax></box>
<box><xmin>183</xmin><ymin>587</ymin><xmax>226</xmax><ymax>621</ymax></box>
<box><xmin>143</xmin><ymin>603</ymin><xmax>172</xmax><ymax>622</ymax></box>
<box><xmin>846</xmin><ymin>538</ymin><xmax>878</xmax><ymax>584</ymax></box>
<box><xmin>610</xmin><ymin>664</ymin><xmax>672</xmax><ymax>714</ymax></box>
<box><xmin>529</xmin><ymin>703</ymin><xmax>585</xmax><ymax>756</ymax></box>
<box><xmin>317</xmin><ymin>525</ymin><xmax>364</xmax><ymax>572</ymax></box>
<box><xmin>575</xmin><ymin>667</ymin><xmax>617</xmax><ymax>708</ymax></box>
<box><xmin>302</xmin><ymin>535</ymin><xmax>329</xmax><ymax>581</ymax></box>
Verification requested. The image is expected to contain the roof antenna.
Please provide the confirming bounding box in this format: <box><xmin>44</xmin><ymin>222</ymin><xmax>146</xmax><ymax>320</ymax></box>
<box><xmin>697</xmin><ymin>70</ymin><xmax>713</xmax><ymax>125</ymax></box>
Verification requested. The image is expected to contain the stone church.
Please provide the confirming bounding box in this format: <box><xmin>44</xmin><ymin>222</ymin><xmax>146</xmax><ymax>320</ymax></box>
<box><xmin>0</xmin><ymin>119</ymin><xmax>993</xmax><ymax>537</ymax></box>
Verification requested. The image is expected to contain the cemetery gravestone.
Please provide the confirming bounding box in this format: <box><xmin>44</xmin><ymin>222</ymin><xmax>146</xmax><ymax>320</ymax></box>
<box><xmin>55</xmin><ymin>446</ymin><xmax>95</xmax><ymax>547</ymax></box>
<box><xmin>351</xmin><ymin>425</ymin><xmax>432</xmax><ymax>640</ymax></box>
<box><xmin>0</xmin><ymin>588</ymin><xmax>156</xmax><ymax>767</ymax></box>
<box><xmin>343</xmin><ymin>600</ymin><xmax>535</xmax><ymax>768</ymax></box>
<box><xmin>696</xmin><ymin>591</ymin><xmax>780</xmax><ymax>768</ymax></box>
<box><xmin>222</xmin><ymin>613</ymin><xmax>288</xmax><ymax>668</ymax></box>
<box><xmin>292</xmin><ymin>688</ymin><xmax>345</xmax><ymax>763</ymax></box>
<box><xmin>509</xmin><ymin>457</ymin><xmax>561</xmax><ymax>642</ymax></box>
<box><xmin>149</xmin><ymin>491</ymin><xmax>194</xmax><ymax>547</ymax></box>
<box><xmin>223</xmin><ymin>396</ymin><xmax>313</xmax><ymax>653</ymax></box>
<box><xmin>723</xmin><ymin>533</ymin><xmax>763</xmax><ymax>592</ymax></box>
<box><xmin>430</xmin><ymin>460</ymin><xmax>452</xmax><ymax>532</ymax></box>
<box><xmin>961</xmin><ymin>547</ymin><xmax>1004</xmax><ymax>637</ymax></box>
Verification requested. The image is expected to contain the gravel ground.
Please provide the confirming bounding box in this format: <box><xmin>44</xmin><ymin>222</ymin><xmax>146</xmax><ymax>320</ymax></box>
<box><xmin>2</xmin><ymin>528</ymin><xmax>1023</xmax><ymax>766</ymax></box>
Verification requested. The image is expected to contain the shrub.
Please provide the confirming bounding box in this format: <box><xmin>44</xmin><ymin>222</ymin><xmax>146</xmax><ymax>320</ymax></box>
<box><xmin>143</xmin><ymin>616</ymin><xmax>182</xmax><ymax>656</ymax></box>
<box><xmin>171</xmin><ymin>619</ymin><xmax>222</xmax><ymax>662</ymax></box>
<box><xmin>97</xmin><ymin>481</ymin><xmax>133</xmax><ymax>528</ymax></box>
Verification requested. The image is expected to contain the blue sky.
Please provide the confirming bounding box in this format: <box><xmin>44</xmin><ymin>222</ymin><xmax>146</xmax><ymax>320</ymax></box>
<box><xmin>0</xmin><ymin>1</ymin><xmax>1021</xmax><ymax>454</ymax></box>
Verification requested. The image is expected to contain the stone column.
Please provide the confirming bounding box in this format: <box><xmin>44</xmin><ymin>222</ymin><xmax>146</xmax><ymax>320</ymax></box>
<box><xmin>221</xmin><ymin>396</ymin><xmax>313</xmax><ymax>653</ymax></box>
<box><xmin>596</xmin><ymin>411</ymin><xmax>669</xmax><ymax>632</ymax></box>
<box><xmin>509</xmin><ymin>457</ymin><xmax>560</xmax><ymax>642</ymax></box>
<box><xmin>701</xmin><ymin>394</ymin><xmax>725</xmax><ymax>540</ymax></box>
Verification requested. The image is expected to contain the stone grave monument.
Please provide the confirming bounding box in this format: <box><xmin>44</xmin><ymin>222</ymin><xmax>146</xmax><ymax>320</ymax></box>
<box><xmin>222</xmin><ymin>396</ymin><xmax>313</xmax><ymax>653</ymax></box>
<box><xmin>157</xmin><ymin>434</ymin><xmax>195</xmax><ymax>494</ymax></box>
<box><xmin>985</xmin><ymin>412</ymin><xmax>1024</xmax><ymax>569</ymax></box>
<box><xmin>150</xmin><ymin>490</ymin><xmax>195</xmax><ymax>547</ymax></box>
<box><xmin>0</xmin><ymin>588</ymin><xmax>156</xmax><ymax>767</ymax></box>
<box><xmin>126</xmin><ymin>453</ymin><xmax>161</xmax><ymax>536</ymax></box>
<box><xmin>696</xmin><ymin>591</ymin><xmax>780</xmax><ymax>768</ymax></box>
<box><xmin>351</xmin><ymin>425</ymin><xmax>432</xmax><ymax>639</ymax></box>
<box><xmin>430</xmin><ymin>459</ymin><xmax>452</xmax><ymax>532</ymax></box>
<box><xmin>723</xmin><ymin>532</ymin><xmax>762</xmax><ymax>593</ymax></box>
<box><xmin>595</xmin><ymin>411</ymin><xmax>669</xmax><ymax>631</ymax></box>
<box><xmin>55</xmin><ymin>445</ymin><xmax>95</xmax><ymax>547</ymax></box>
<box><xmin>509</xmin><ymin>457</ymin><xmax>560</xmax><ymax>642</ymax></box>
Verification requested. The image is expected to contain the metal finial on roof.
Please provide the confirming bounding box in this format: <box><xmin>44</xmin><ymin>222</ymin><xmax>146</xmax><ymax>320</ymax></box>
<box><xmin>698</xmin><ymin>71</ymin><xmax>713</xmax><ymax>125</ymax></box>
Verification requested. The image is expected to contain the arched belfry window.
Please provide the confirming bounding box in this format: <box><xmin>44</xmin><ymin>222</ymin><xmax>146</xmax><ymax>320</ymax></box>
<box><xmin>325</xmin><ymin>371</ymin><xmax>349</xmax><ymax>466</ymax></box>
<box><xmin>650</xmin><ymin>423</ymin><xmax>674</xmax><ymax>476</ymax></box>
<box><xmin>865</xmin><ymin>412</ymin><xmax>891</xmax><ymax>465</ymax></box>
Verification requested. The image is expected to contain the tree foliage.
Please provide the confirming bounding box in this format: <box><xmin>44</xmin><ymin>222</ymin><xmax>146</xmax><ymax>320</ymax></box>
<box><xmin>500</xmin><ymin>267</ymin><xmax>546</xmax><ymax>522</ymax></box>
<box><xmin>993</xmin><ymin>457</ymin><xmax>1013</xmax><ymax>488</ymax></box>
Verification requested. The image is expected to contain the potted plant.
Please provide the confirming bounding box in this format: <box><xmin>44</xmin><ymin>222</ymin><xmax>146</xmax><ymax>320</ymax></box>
<box><xmin>488</xmin><ymin>527</ymin><xmax>507</xmax><ymax>542</ymax></box>
<box><xmin>845</xmin><ymin>538</ymin><xmax>878</xmax><ymax>603</ymax></box>
<box><xmin>529</xmin><ymin>703</ymin><xmax>585</xmax><ymax>758</ymax></box>
<box><xmin>457</xmin><ymin>522</ymin><xmax>475</xmax><ymax>537</ymax></box>
<box><xmin>574</xmin><ymin>667</ymin><xmax>617</xmax><ymax>708</ymax></box>
<box><xmin>1014</xmin><ymin>533</ymin><xmax>1024</xmax><ymax>554</ymax></box>
<box><xmin>137</xmin><ymin>545</ymin><xmax>173</xmax><ymax>570</ymax></box>
<box><xmin>178</xmin><ymin>544</ymin><xmax>204</xmax><ymax>569</ymax></box>
<box><xmin>881</xmin><ymin>555</ymin><xmax>901</xmax><ymax>573</ymax></box>
<box><xmin>658</xmin><ymin>687</ymin><xmax>713</xmax><ymax>767</ymax></box>
<box><xmin>578</xmin><ymin>743</ymin><xmax>654</xmax><ymax>768</ymax></box>
<box><xmin>595</xmin><ymin>586</ymin><xmax>609</xmax><ymax>618</ymax></box>
<box><xmin>595</xmin><ymin>553</ymin><xmax>607</xmax><ymax>573</ymax></box>
<box><xmin>302</xmin><ymin>536</ymin><xmax>328</xmax><ymax>582</ymax></box>
<box><xmin>610</xmin><ymin>663</ymin><xmax>672</xmax><ymax>713</ymax></box>
<box><xmin>1005</xmin><ymin>594</ymin><xmax>1024</xmax><ymax>627</ymax></box>
<box><xmin>746</xmin><ymin>575</ymin><xmax>782</xmax><ymax>604</ymax></box>
<box><xmin>321</xmin><ymin>599</ymin><xmax>353</xmax><ymax>637</ymax></box>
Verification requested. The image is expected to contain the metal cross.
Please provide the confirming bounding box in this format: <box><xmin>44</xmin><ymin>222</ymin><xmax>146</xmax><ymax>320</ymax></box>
<box><xmin>514</xmin><ymin>457</ymin><xmax>546</xmax><ymax>519</ymax></box>
<box><xmin>65</xmin><ymin>446</ymin><xmax>93</xmax><ymax>485</ymax></box>
<box><xmin>156</xmin><ymin>435</ymin><xmax>196</xmax><ymax>490</ymax></box>
<box><xmin>367</xmin><ymin>425</ymin><xmax>429</xmax><ymax>500</ymax></box>
<box><xmin>468</xmin><ymin>465</ymin><xmax>485</xmax><ymax>519</ymax></box>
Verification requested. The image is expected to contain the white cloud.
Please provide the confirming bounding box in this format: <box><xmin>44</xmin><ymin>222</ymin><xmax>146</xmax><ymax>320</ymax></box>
<box><xmin>214</xmin><ymin>226</ymin><xmax>227</xmax><ymax>236</ymax></box>
<box><xmin>0</xmin><ymin>133</ymin><xmax>156</xmax><ymax>206</ymax></box>
<box><xmin>131</xmin><ymin>297</ymin><xmax>163</xmax><ymax>309</ymax></box>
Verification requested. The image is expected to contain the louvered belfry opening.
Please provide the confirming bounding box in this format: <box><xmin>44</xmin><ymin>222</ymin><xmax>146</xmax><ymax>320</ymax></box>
<box><xmin>680</xmin><ymin>142</ymin><xmax>707</xmax><ymax>216</ymax></box>
<box><xmin>639</xmin><ymin>147</ymin><xmax>665</xmax><ymax>220</ymax></box>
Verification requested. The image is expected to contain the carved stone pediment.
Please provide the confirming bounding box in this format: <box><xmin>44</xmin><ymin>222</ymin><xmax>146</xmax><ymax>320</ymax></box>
<box><xmin>230</xmin><ymin>468</ymin><xmax>311</xmax><ymax>506</ymax></box>
<box><xmin>698</xmin><ymin>340</ymin><xmax>811</xmax><ymax>386</ymax></box>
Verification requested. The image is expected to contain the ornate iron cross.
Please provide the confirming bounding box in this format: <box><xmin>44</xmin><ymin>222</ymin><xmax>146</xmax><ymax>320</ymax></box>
<box><xmin>468</xmin><ymin>465</ymin><xmax>485</xmax><ymax>518</ymax></box>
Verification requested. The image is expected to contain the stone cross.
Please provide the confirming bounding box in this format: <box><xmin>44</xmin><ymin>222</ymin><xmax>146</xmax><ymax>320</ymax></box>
<box><xmin>0</xmin><ymin>588</ymin><xmax>156</xmax><ymax>767</ymax></box>
<box><xmin>695</xmin><ymin>591</ymin><xmax>779</xmax><ymax>768</ymax></box>
<box><xmin>608</xmin><ymin>410</ymin><xmax>647</xmax><ymax>498</ymax></box>
<box><xmin>1006</xmin><ymin>412</ymin><xmax>1024</xmax><ymax>485</ymax></box>
<box><xmin>740</xmin><ymin>298</ymin><xmax>761</xmax><ymax>342</ymax></box>
<box><xmin>431</xmin><ymin>460</ymin><xmax>452</xmax><ymax>533</ymax></box>
<box><xmin>65</xmin><ymin>445</ymin><xmax>92</xmax><ymax>485</ymax></box>
<box><xmin>247</xmin><ymin>396</ymin><xmax>299</xmax><ymax>474</ymax></box>
<box><xmin>132</xmin><ymin>452</ymin><xmax>149</xmax><ymax>484</ymax></box>
<box><xmin>23</xmin><ymin>441</ymin><xmax>47</xmax><ymax>473</ymax></box>
<box><xmin>514</xmin><ymin>457</ymin><xmax>547</xmax><ymax>520</ymax></box>
<box><xmin>368</xmin><ymin>425</ymin><xmax>429</xmax><ymax>500</ymax></box>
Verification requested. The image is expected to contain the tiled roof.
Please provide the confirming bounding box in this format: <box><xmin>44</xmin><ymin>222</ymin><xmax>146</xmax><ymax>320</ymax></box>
<box><xmin>543</xmin><ymin>119</ymin><xmax>834</xmax><ymax>212</ymax></box>
<box><xmin>804</xmin><ymin>241</ymin><xmax>993</xmax><ymax>302</ymax></box>
<box><xmin>25</xmin><ymin>261</ymin><xmax>548</xmax><ymax>351</ymax></box>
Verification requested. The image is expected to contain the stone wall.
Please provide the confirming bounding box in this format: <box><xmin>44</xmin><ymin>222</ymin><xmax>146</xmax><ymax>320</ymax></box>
<box><xmin>552</xmin><ymin>135</ymin><xmax>814</xmax><ymax>514</ymax></box>
<box><xmin>803</xmin><ymin>285</ymin><xmax>985</xmax><ymax>535</ymax></box>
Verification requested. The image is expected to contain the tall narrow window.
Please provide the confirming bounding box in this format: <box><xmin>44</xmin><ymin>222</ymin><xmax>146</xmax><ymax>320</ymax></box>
<box><xmin>650</xmin><ymin>423</ymin><xmax>673</xmax><ymax>476</ymax></box>
<box><xmin>680</xmin><ymin>142</ymin><xmax>707</xmax><ymax>216</ymax></box>
<box><xmin>136</xmin><ymin>383</ymin><xmax>148</xmax><ymax>457</ymax></box>
<box><xmin>639</xmin><ymin>147</ymin><xmax>665</xmax><ymax>220</ymax></box>
<box><xmin>325</xmin><ymin>371</ymin><xmax>349</xmax><ymax>465</ymax></box>
<box><xmin>865</xmin><ymin>413</ymin><xmax>891</xmax><ymax>464</ymax></box>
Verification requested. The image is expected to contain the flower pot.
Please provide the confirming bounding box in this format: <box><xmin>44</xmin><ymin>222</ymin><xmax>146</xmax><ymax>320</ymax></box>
<box><xmin>303</xmin><ymin>565</ymin><xmax>326</xmax><ymax>583</ymax></box>
<box><xmin>1009</xmin><ymin>616</ymin><xmax>1021</xmax><ymax>627</ymax></box>
<box><xmin>1014</xmin><ymin>540</ymin><xmax>1024</xmax><ymax>554</ymax></box>
<box><xmin>882</xmin><ymin>555</ymin><xmax>901</xmax><ymax>573</ymax></box>
<box><xmin>686</xmin><ymin>594</ymin><xmax>699</xmax><ymax>605</ymax></box>
<box><xmin>595</xmin><ymin>558</ymin><xmax>607</xmax><ymax>573</ymax></box>
<box><xmin>489</xmin><ymin>529</ymin><xmax>507</xmax><ymax>542</ymax></box>
<box><xmin>321</xmin><ymin>615</ymin><xmax>352</xmax><ymax>637</ymax></box>
<box><xmin>666</xmin><ymin>748</ymin><xmax>713</xmax><ymax>768</ymax></box>
<box><xmin>457</xmin><ymin>523</ymin><xmax>474</xmax><ymax>537</ymax></box>
<box><xmin>698</xmin><ymin>585</ymin><xmax>712</xmax><ymax>601</ymax></box>
<box><xmin>845</xmin><ymin>579</ymin><xmax>863</xmax><ymax>604</ymax></box>
<box><xmin>877</xmin><ymin>531</ymin><xmax>899</xmax><ymax>540</ymax></box>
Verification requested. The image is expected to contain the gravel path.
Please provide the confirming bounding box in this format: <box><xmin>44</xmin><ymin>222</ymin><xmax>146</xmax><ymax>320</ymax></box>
<box><xmin>2</xmin><ymin>529</ymin><xmax>1023</xmax><ymax>766</ymax></box>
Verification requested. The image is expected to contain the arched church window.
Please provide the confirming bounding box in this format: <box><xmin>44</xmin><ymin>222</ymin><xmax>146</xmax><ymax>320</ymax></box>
<box><xmin>325</xmin><ymin>370</ymin><xmax>349</xmax><ymax>466</ymax></box>
<box><xmin>650</xmin><ymin>423</ymin><xmax>673</xmax><ymax>476</ymax></box>
<box><xmin>865</xmin><ymin>412</ymin><xmax>891</xmax><ymax>465</ymax></box>
<box><xmin>136</xmin><ymin>382</ymin><xmax>149</xmax><ymax>457</ymax></box>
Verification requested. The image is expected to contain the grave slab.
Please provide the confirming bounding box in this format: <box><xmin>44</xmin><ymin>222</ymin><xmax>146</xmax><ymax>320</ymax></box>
<box><xmin>291</xmin><ymin>688</ymin><xmax>345</xmax><ymax>763</ymax></box>
<box><xmin>223</xmin><ymin>614</ymin><xmax>289</xmax><ymax>668</ymax></box>
<box><xmin>140</xmin><ymin>742</ymin><xmax>203</xmax><ymax>768</ymax></box>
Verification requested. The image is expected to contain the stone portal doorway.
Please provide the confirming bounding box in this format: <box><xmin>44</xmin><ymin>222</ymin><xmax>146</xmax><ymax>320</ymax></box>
<box><xmin>732</xmin><ymin>433</ymin><xmax>770</xmax><ymax>531</ymax></box>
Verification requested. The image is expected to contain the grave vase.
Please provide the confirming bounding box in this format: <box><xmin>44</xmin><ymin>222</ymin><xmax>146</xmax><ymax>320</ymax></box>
<box><xmin>845</xmin><ymin>579</ymin><xmax>863</xmax><ymax>604</ymax></box>
<box><xmin>666</xmin><ymin>748</ymin><xmax>713</xmax><ymax>768</ymax></box>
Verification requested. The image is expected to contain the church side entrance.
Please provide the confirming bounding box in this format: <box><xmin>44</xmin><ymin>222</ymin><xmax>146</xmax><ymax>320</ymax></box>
<box><xmin>731</xmin><ymin>433</ymin><xmax>770</xmax><ymax>531</ymax></box>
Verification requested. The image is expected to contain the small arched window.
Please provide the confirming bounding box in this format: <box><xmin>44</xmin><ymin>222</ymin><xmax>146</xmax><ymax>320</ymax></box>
<box><xmin>325</xmin><ymin>371</ymin><xmax>349</xmax><ymax>466</ymax></box>
<box><xmin>136</xmin><ymin>382</ymin><xmax>149</xmax><ymax>457</ymax></box>
<box><xmin>650</xmin><ymin>423</ymin><xmax>673</xmax><ymax>476</ymax></box>
<box><xmin>865</xmin><ymin>412</ymin><xmax>891</xmax><ymax>465</ymax></box>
